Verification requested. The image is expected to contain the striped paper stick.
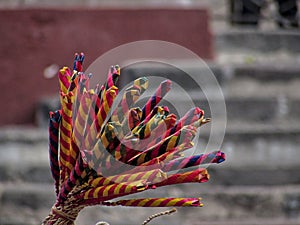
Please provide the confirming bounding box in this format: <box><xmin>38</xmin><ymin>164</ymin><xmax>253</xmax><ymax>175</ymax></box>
<box><xmin>82</xmin><ymin>180</ymin><xmax>148</xmax><ymax>200</ymax></box>
<box><xmin>73</xmin><ymin>52</ymin><xmax>85</xmax><ymax>72</ymax></box>
<box><xmin>162</xmin><ymin>151</ymin><xmax>226</xmax><ymax>172</ymax></box>
<box><xmin>140</xmin><ymin>80</ymin><xmax>172</xmax><ymax>121</ymax></box>
<box><xmin>48</xmin><ymin>110</ymin><xmax>61</xmax><ymax>196</ymax></box>
<box><xmin>156</xmin><ymin>168</ymin><xmax>209</xmax><ymax>187</ymax></box>
<box><xmin>103</xmin><ymin>197</ymin><xmax>203</xmax><ymax>207</ymax></box>
<box><xmin>59</xmin><ymin>92</ymin><xmax>75</xmax><ymax>181</ymax></box>
<box><xmin>90</xmin><ymin>169</ymin><xmax>166</xmax><ymax>188</ymax></box>
<box><xmin>158</xmin><ymin>107</ymin><xmax>203</xmax><ymax>145</ymax></box>
<box><xmin>111</xmin><ymin>89</ymin><xmax>140</xmax><ymax>124</ymax></box>
<box><xmin>73</xmin><ymin>90</ymin><xmax>93</xmax><ymax>149</ymax></box>
<box><xmin>85</xmin><ymin>86</ymin><xmax>118</xmax><ymax>149</ymax></box>
<box><xmin>58</xmin><ymin>154</ymin><xmax>89</xmax><ymax>202</ymax></box>
<box><xmin>127</xmin><ymin>125</ymin><xmax>197</xmax><ymax>166</ymax></box>
<box><xmin>58</xmin><ymin>67</ymin><xmax>72</xmax><ymax>94</ymax></box>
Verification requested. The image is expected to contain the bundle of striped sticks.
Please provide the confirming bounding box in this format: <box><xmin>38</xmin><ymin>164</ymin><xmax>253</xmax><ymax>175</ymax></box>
<box><xmin>42</xmin><ymin>53</ymin><xmax>226</xmax><ymax>225</ymax></box>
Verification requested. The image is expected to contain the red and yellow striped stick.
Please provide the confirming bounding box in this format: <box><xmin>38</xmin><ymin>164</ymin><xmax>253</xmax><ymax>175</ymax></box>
<box><xmin>132</xmin><ymin>77</ymin><xmax>148</xmax><ymax>94</ymax></box>
<box><xmin>85</xmin><ymin>86</ymin><xmax>118</xmax><ymax>149</ymax></box>
<box><xmin>58</xmin><ymin>153</ymin><xmax>89</xmax><ymax>202</ymax></box>
<box><xmin>110</xmin><ymin>77</ymin><xmax>148</xmax><ymax>125</ymax></box>
<box><xmin>82</xmin><ymin>180</ymin><xmax>148</xmax><ymax>201</ymax></box>
<box><xmin>120</xmin><ymin>107</ymin><xmax>142</xmax><ymax>135</ymax></box>
<box><xmin>58</xmin><ymin>67</ymin><xmax>72</xmax><ymax>94</ymax></box>
<box><xmin>127</xmin><ymin>125</ymin><xmax>197</xmax><ymax>166</ymax></box>
<box><xmin>48</xmin><ymin>110</ymin><xmax>61</xmax><ymax>196</ymax></box>
<box><xmin>140</xmin><ymin>80</ymin><xmax>172</xmax><ymax>121</ymax></box>
<box><xmin>103</xmin><ymin>197</ymin><xmax>203</xmax><ymax>207</ymax></box>
<box><xmin>137</xmin><ymin>141</ymin><xmax>194</xmax><ymax>169</ymax></box>
<box><xmin>137</xmin><ymin>113</ymin><xmax>177</xmax><ymax>152</ymax></box>
<box><xmin>73</xmin><ymin>90</ymin><xmax>93</xmax><ymax>149</ymax></box>
<box><xmin>156</xmin><ymin>168</ymin><xmax>209</xmax><ymax>187</ymax></box>
<box><xmin>154</xmin><ymin>108</ymin><xmax>203</xmax><ymax>147</ymax></box>
<box><xmin>132</xmin><ymin>106</ymin><xmax>169</xmax><ymax>134</ymax></box>
<box><xmin>104</xmin><ymin>65</ymin><xmax>120</xmax><ymax>91</ymax></box>
<box><xmin>111</xmin><ymin>89</ymin><xmax>140</xmax><ymax>124</ymax></box>
<box><xmin>162</xmin><ymin>150</ymin><xmax>226</xmax><ymax>172</ymax></box>
<box><xmin>73</xmin><ymin>52</ymin><xmax>85</xmax><ymax>72</ymax></box>
<box><xmin>59</xmin><ymin>91</ymin><xmax>75</xmax><ymax>181</ymax></box>
<box><xmin>89</xmin><ymin>169</ymin><xmax>166</xmax><ymax>187</ymax></box>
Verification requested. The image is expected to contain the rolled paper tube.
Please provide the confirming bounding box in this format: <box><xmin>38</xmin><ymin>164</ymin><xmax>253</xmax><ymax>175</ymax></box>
<box><xmin>104</xmin><ymin>122</ymin><xmax>123</xmax><ymax>153</ymax></box>
<box><xmin>127</xmin><ymin>125</ymin><xmax>197</xmax><ymax>166</ymax></box>
<box><xmin>99</xmin><ymin>123</ymin><xmax>117</xmax><ymax>151</ymax></box>
<box><xmin>104</xmin><ymin>65</ymin><xmax>120</xmax><ymax>91</ymax></box>
<box><xmin>132</xmin><ymin>106</ymin><xmax>169</xmax><ymax>134</ymax></box>
<box><xmin>103</xmin><ymin>197</ymin><xmax>203</xmax><ymax>207</ymax></box>
<box><xmin>80</xmin><ymin>149</ymin><xmax>95</xmax><ymax>169</ymax></box>
<box><xmin>124</xmin><ymin>107</ymin><xmax>142</xmax><ymax>133</ymax></box>
<box><xmin>122</xmin><ymin>142</ymin><xmax>192</xmax><ymax>175</ymax></box>
<box><xmin>82</xmin><ymin>180</ymin><xmax>148</xmax><ymax>200</ymax></box>
<box><xmin>85</xmin><ymin>86</ymin><xmax>118</xmax><ymax>149</ymax></box>
<box><xmin>73</xmin><ymin>73</ymin><xmax>92</xmax><ymax>107</ymax></box>
<box><xmin>121</xmin><ymin>114</ymin><xmax>176</xmax><ymax>154</ymax></box>
<box><xmin>163</xmin><ymin>107</ymin><xmax>204</xmax><ymax>140</ymax></box>
<box><xmin>48</xmin><ymin>110</ymin><xmax>61</xmax><ymax>196</ymax></box>
<box><xmin>68</xmin><ymin>71</ymin><xmax>80</xmax><ymax>94</ymax></box>
<box><xmin>59</xmin><ymin>91</ymin><xmax>76</xmax><ymax>180</ymax></box>
<box><xmin>73</xmin><ymin>91</ymin><xmax>92</xmax><ymax>149</ymax></box>
<box><xmin>193</xmin><ymin>117</ymin><xmax>211</xmax><ymax>128</ymax></box>
<box><xmin>58</xmin><ymin>153</ymin><xmax>89</xmax><ymax>202</ymax></box>
<box><xmin>97</xmin><ymin>66</ymin><xmax>119</xmax><ymax>105</ymax></box>
<box><xmin>58</xmin><ymin>67</ymin><xmax>72</xmax><ymax>94</ymax></box>
<box><xmin>107</xmin><ymin>137</ymin><xmax>138</xmax><ymax>164</ymax></box>
<box><xmin>132</xmin><ymin>77</ymin><xmax>148</xmax><ymax>94</ymax></box>
<box><xmin>162</xmin><ymin>150</ymin><xmax>226</xmax><ymax>172</ymax></box>
<box><xmin>145</xmin><ymin>120</ymin><xmax>196</xmax><ymax>152</ymax></box>
<box><xmin>159</xmin><ymin>142</ymin><xmax>193</xmax><ymax>163</ymax></box>
<box><xmin>132</xmin><ymin>113</ymin><xmax>165</xmax><ymax>140</ymax></box>
<box><xmin>141</xmin><ymin>79</ymin><xmax>172</xmax><ymax>121</ymax></box>
<box><xmin>87</xmin><ymin>135</ymin><xmax>124</xmax><ymax>176</ymax></box>
<box><xmin>141</xmin><ymin>113</ymin><xmax>177</xmax><ymax>151</ymax></box>
<box><xmin>112</xmin><ymin>77</ymin><xmax>148</xmax><ymax>125</ymax></box>
<box><xmin>73</xmin><ymin>52</ymin><xmax>85</xmax><ymax>72</ymax></box>
<box><xmin>85</xmin><ymin>138</ymin><xmax>104</xmax><ymax>169</ymax></box>
<box><xmin>90</xmin><ymin>169</ymin><xmax>167</xmax><ymax>187</ymax></box>
<box><xmin>155</xmin><ymin>168</ymin><xmax>209</xmax><ymax>187</ymax></box>
<box><xmin>82</xmin><ymin>90</ymin><xmax>98</xmax><ymax>149</ymax></box>
<box><xmin>110</xmin><ymin>89</ymin><xmax>140</xmax><ymax>124</ymax></box>
<box><xmin>95</xmin><ymin>86</ymin><xmax>105</xmax><ymax>113</ymax></box>
<box><xmin>138</xmin><ymin>141</ymin><xmax>195</xmax><ymax>168</ymax></box>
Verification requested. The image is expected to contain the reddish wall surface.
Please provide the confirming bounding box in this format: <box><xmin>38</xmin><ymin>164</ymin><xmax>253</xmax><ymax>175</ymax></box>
<box><xmin>0</xmin><ymin>8</ymin><xmax>213</xmax><ymax>126</ymax></box>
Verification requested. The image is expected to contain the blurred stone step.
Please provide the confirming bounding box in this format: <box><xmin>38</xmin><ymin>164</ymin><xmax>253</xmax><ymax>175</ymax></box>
<box><xmin>0</xmin><ymin>124</ymin><xmax>299</xmax><ymax>185</ymax></box>
<box><xmin>224</xmin><ymin>64</ymin><xmax>300</xmax><ymax>99</ymax></box>
<box><xmin>35</xmin><ymin>94</ymin><xmax>300</xmax><ymax>127</ymax></box>
<box><xmin>0</xmin><ymin>183</ymin><xmax>54</xmax><ymax>225</ymax></box>
<box><xmin>1</xmin><ymin>183</ymin><xmax>300</xmax><ymax>225</ymax></box>
<box><xmin>159</xmin><ymin>95</ymin><xmax>300</xmax><ymax>123</ymax></box>
<box><xmin>36</xmin><ymin>79</ymin><xmax>300</xmax><ymax>126</ymax></box>
<box><xmin>0</xmin><ymin>127</ymin><xmax>47</xmax><ymax>144</ymax></box>
<box><xmin>1</xmin><ymin>163</ymin><xmax>299</xmax><ymax>186</ymax></box>
<box><xmin>119</xmin><ymin>61</ymin><xmax>226</xmax><ymax>89</ymax></box>
<box><xmin>216</xmin><ymin>30</ymin><xmax>300</xmax><ymax>54</ymax></box>
<box><xmin>231</xmin><ymin>64</ymin><xmax>300</xmax><ymax>82</ymax></box>
<box><xmin>35</xmin><ymin>61</ymin><xmax>300</xmax><ymax>127</ymax></box>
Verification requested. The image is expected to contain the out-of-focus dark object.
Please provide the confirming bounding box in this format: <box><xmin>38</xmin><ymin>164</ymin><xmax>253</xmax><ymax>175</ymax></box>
<box><xmin>229</xmin><ymin>0</ymin><xmax>265</xmax><ymax>25</ymax></box>
<box><xmin>276</xmin><ymin>0</ymin><xmax>299</xmax><ymax>28</ymax></box>
<box><xmin>229</xmin><ymin>0</ymin><xmax>299</xmax><ymax>28</ymax></box>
